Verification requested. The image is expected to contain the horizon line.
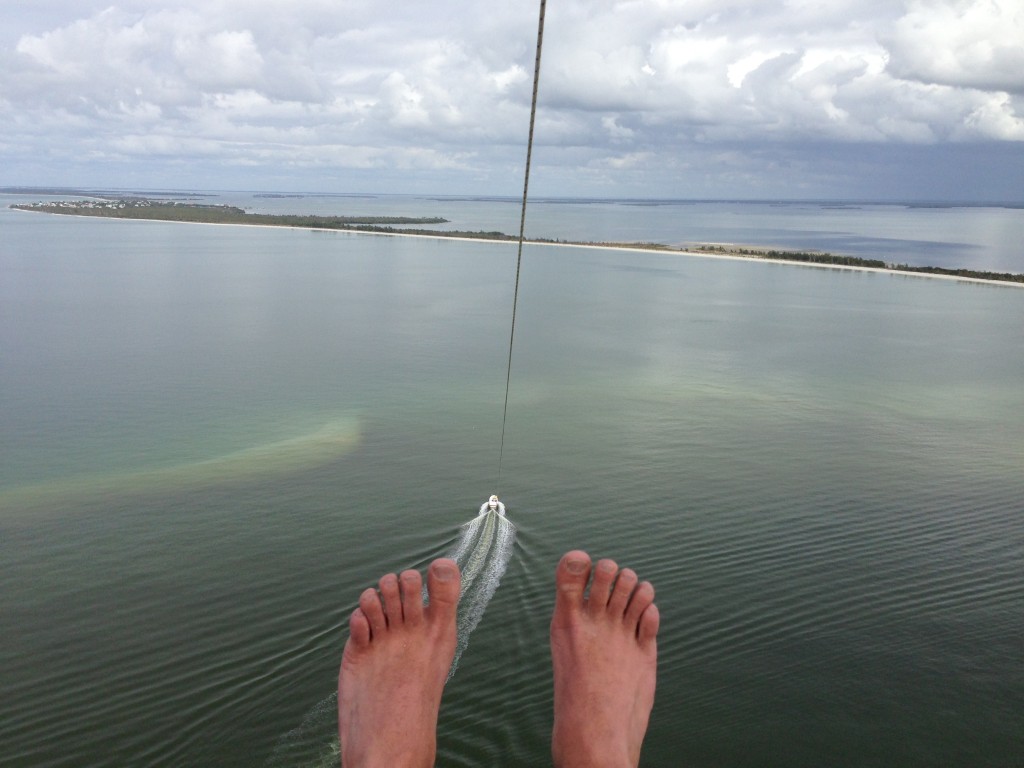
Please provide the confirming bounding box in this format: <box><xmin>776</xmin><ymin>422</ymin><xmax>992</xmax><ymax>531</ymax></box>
<box><xmin>2</xmin><ymin>186</ymin><xmax>1023</xmax><ymax>209</ymax></box>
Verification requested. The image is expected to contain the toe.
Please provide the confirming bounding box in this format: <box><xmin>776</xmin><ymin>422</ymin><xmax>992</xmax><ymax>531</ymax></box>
<box><xmin>607</xmin><ymin>567</ymin><xmax>639</xmax><ymax>617</ymax></box>
<box><xmin>358</xmin><ymin>587</ymin><xmax>387</xmax><ymax>639</ymax></box>
<box><xmin>400</xmin><ymin>569</ymin><xmax>424</xmax><ymax>626</ymax></box>
<box><xmin>347</xmin><ymin>607</ymin><xmax>371</xmax><ymax>648</ymax></box>
<box><xmin>379</xmin><ymin>573</ymin><xmax>402</xmax><ymax>627</ymax></box>
<box><xmin>425</xmin><ymin>558</ymin><xmax>461</xmax><ymax>619</ymax></box>
<box><xmin>638</xmin><ymin>602</ymin><xmax>660</xmax><ymax>647</ymax></box>
<box><xmin>586</xmin><ymin>559</ymin><xmax>618</xmax><ymax>612</ymax></box>
<box><xmin>554</xmin><ymin>550</ymin><xmax>592</xmax><ymax>620</ymax></box>
<box><xmin>624</xmin><ymin>581</ymin><xmax>655</xmax><ymax>629</ymax></box>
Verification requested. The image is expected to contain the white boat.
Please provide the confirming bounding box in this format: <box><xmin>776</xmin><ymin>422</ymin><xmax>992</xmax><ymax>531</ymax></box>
<box><xmin>479</xmin><ymin>494</ymin><xmax>506</xmax><ymax>516</ymax></box>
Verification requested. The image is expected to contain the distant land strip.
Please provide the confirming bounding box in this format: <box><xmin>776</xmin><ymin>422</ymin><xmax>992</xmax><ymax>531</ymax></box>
<box><xmin>12</xmin><ymin>198</ymin><xmax>449</xmax><ymax>229</ymax></box>
<box><xmin>12</xmin><ymin>198</ymin><xmax>1024</xmax><ymax>286</ymax></box>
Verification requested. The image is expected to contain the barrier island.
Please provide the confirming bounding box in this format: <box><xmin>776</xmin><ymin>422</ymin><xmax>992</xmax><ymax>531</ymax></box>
<box><xmin>12</xmin><ymin>198</ymin><xmax>451</xmax><ymax>231</ymax></box>
<box><xmin>11</xmin><ymin>197</ymin><xmax>1024</xmax><ymax>286</ymax></box>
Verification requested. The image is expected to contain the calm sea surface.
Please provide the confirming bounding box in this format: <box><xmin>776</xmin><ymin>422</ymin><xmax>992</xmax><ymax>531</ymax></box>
<box><xmin>2</xmin><ymin>194</ymin><xmax>1023</xmax><ymax>767</ymax></box>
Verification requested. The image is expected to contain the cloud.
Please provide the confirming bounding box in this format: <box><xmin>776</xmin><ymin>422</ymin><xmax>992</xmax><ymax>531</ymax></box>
<box><xmin>174</xmin><ymin>29</ymin><xmax>265</xmax><ymax>89</ymax></box>
<box><xmin>538</xmin><ymin>0</ymin><xmax>1023</xmax><ymax>145</ymax></box>
<box><xmin>0</xmin><ymin>0</ymin><xmax>1021</xmax><ymax>198</ymax></box>
<box><xmin>884</xmin><ymin>0</ymin><xmax>1024</xmax><ymax>94</ymax></box>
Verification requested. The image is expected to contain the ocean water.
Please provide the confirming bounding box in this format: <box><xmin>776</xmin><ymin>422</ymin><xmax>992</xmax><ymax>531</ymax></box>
<box><xmin>2</xmin><ymin>194</ymin><xmax>1023</xmax><ymax>767</ymax></box>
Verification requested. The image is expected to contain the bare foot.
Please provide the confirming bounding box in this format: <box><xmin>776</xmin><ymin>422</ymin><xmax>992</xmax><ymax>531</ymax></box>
<box><xmin>550</xmin><ymin>550</ymin><xmax>660</xmax><ymax>768</ymax></box>
<box><xmin>338</xmin><ymin>558</ymin><xmax>461</xmax><ymax>768</ymax></box>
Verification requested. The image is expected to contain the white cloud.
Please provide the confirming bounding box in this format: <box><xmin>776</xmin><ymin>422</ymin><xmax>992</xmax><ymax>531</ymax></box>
<box><xmin>961</xmin><ymin>93</ymin><xmax>1024</xmax><ymax>140</ymax></box>
<box><xmin>173</xmin><ymin>29</ymin><xmax>265</xmax><ymax>89</ymax></box>
<box><xmin>537</xmin><ymin>0</ymin><xmax>1023</xmax><ymax>146</ymax></box>
<box><xmin>0</xmin><ymin>0</ymin><xmax>1021</xmax><ymax>198</ymax></box>
<box><xmin>885</xmin><ymin>0</ymin><xmax>1024</xmax><ymax>93</ymax></box>
<box><xmin>728</xmin><ymin>50</ymin><xmax>791</xmax><ymax>88</ymax></box>
<box><xmin>602</xmin><ymin>116</ymin><xmax>635</xmax><ymax>141</ymax></box>
<box><xmin>111</xmin><ymin>133</ymin><xmax>224</xmax><ymax>157</ymax></box>
<box><xmin>602</xmin><ymin>151</ymin><xmax>652</xmax><ymax>170</ymax></box>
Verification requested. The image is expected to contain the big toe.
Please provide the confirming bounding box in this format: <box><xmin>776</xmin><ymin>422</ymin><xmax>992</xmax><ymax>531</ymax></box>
<box><xmin>425</xmin><ymin>558</ymin><xmax>461</xmax><ymax>619</ymax></box>
<box><xmin>554</xmin><ymin>550</ymin><xmax>592</xmax><ymax>619</ymax></box>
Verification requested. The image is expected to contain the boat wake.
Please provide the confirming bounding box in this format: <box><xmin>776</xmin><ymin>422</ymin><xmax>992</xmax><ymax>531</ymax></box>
<box><xmin>266</xmin><ymin>505</ymin><xmax>516</xmax><ymax>767</ymax></box>
<box><xmin>443</xmin><ymin>508</ymin><xmax>517</xmax><ymax>678</ymax></box>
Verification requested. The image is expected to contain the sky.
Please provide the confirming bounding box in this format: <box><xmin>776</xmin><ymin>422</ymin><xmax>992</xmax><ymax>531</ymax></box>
<box><xmin>1</xmin><ymin>0</ymin><xmax>1022</xmax><ymax>201</ymax></box>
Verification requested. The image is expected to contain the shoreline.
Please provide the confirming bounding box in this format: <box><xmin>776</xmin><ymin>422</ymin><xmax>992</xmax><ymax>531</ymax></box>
<box><xmin>11</xmin><ymin>203</ymin><xmax>1023</xmax><ymax>289</ymax></box>
<box><xmin>546</xmin><ymin>240</ymin><xmax>1024</xmax><ymax>288</ymax></box>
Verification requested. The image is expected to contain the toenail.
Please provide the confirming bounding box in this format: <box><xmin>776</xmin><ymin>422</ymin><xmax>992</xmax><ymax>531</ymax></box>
<box><xmin>433</xmin><ymin>563</ymin><xmax>457</xmax><ymax>581</ymax></box>
<box><xmin>566</xmin><ymin>558</ymin><xmax>588</xmax><ymax>574</ymax></box>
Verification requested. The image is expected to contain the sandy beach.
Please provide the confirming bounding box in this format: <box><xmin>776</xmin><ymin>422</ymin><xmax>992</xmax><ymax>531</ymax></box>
<box><xmin>12</xmin><ymin>204</ymin><xmax>1024</xmax><ymax>289</ymax></box>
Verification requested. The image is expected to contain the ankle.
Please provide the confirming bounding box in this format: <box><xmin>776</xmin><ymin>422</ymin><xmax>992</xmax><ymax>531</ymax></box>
<box><xmin>552</xmin><ymin>734</ymin><xmax>634</xmax><ymax>768</ymax></box>
<box><xmin>342</xmin><ymin>741</ymin><xmax>437</xmax><ymax>768</ymax></box>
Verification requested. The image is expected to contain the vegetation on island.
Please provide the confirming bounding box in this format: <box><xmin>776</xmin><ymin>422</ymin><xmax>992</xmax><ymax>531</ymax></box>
<box><xmin>693</xmin><ymin>244</ymin><xmax>887</xmax><ymax>269</ymax></box>
<box><xmin>692</xmin><ymin>244</ymin><xmax>1024</xmax><ymax>284</ymax></box>
<box><xmin>12</xmin><ymin>198</ymin><xmax>448</xmax><ymax>229</ymax></box>
<box><xmin>11</xmin><ymin>197</ymin><xmax>1024</xmax><ymax>286</ymax></box>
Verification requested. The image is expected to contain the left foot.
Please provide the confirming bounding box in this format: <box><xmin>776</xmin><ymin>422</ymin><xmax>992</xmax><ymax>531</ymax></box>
<box><xmin>338</xmin><ymin>558</ymin><xmax>461</xmax><ymax>768</ymax></box>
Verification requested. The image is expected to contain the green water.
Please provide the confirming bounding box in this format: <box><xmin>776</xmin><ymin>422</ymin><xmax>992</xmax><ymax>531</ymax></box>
<box><xmin>2</xmin><ymin>204</ymin><xmax>1023</xmax><ymax>766</ymax></box>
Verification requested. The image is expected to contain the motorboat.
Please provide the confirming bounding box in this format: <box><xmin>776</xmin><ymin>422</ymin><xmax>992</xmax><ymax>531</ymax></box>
<box><xmin>479</xmin><ymin>494</ymin><xmax>506</xmax><ymax>516</ymax></box>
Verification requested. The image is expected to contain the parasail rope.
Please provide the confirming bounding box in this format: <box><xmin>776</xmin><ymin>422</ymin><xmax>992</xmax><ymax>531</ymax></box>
<box><xmin>497</xmin><ymin>0</ymin><xmax>547</xmax><ymax>489</ymax></box>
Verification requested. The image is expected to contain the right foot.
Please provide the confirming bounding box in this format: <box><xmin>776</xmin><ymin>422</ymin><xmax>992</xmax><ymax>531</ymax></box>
<box><xmin>338</xmin><ymin>558</ymin><xmax>461</xmax><ymax>768</ymax></box>
<box><xmin>550</xmin><ymin>550</ymin><xmax>660</xmax><ymax>768</ymax></box>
